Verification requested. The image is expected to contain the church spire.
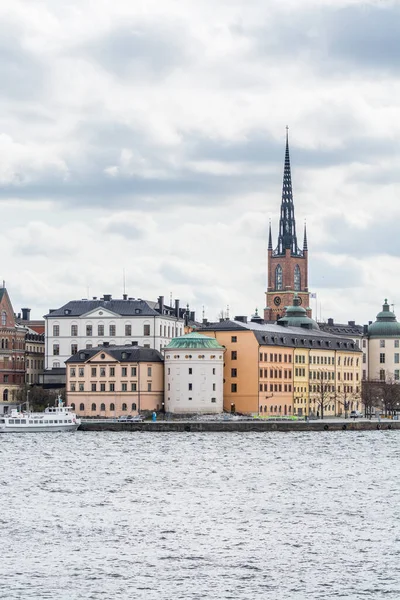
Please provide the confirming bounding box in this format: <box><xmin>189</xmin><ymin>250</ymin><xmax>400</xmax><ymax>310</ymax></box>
<box><xmin>303</xmin><ymin>221</ymin><xmax>308</xmax><ymax>252</ymax></box>
<box><xmin>268</xmin><ymin>220</ymin><xmax>272</xmax><ymax>250</ymax></box>
<box><xmin>275</xmin><ymin>127</ymin><xmax>299</xmax><ymax>256</ymax></box>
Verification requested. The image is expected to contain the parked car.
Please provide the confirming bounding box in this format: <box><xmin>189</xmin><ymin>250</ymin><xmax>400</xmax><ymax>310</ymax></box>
<box><xmin>350</xmin><ymin>410</ymin><xmax>363</xmax><ymax>418</ymax></box>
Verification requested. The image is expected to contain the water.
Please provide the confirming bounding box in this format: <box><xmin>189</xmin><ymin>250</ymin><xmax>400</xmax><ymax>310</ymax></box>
<box><xmin>1</xmin><ymin>431</ymin><xmax>399</xmax><ymax>600</ymax></box>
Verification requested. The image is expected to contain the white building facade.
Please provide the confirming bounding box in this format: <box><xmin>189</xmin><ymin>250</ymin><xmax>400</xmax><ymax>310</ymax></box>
<box><xmin>163</xmin><ymin>333</ymin><xmax>225</xmax><ymax>414</ymax></box>
<box><xmin>44</xmin><ymin>295</ymin><xmax>185</xmax><ymax>370</ymax></box>
<box><xmin>367</xmin><ymin>300</ymin><xmax>400</xmax><ymax>382</ymax></box>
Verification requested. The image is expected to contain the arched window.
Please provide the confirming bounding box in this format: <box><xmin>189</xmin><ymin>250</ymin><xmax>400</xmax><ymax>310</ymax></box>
<box><xmin>91</xmin><ymin>403</ymin><xmax>96</xmax><ymax>411</ymax></box>
<box><xmin>3</xmin><ymin>389</ymin><xmax>8</xmax><ymax>401</ymax></box>
<box><xmin>264</xmin><ymin>405</ymin><xmax>267</xmax><ymax>412</ymax></box>
<box><xmin>122</xmin><ymin>403</ymin><xmax>127</xmax><ymax>411</ymax></box>
<box><xmin>100</xmin><ymin>403</ymin><xmax>106</xmax><ymax>411</ymax></box>
<box><xmin>1</xmin><ymin>312</ymin><xmax>6</xmax><ymax>326</ymax></box>
<box><xmin>79</xmin><ymin>403</ymin><xmax>85</xmax><ymax>411</ymax></box>
<box><xmin>380</xmin><ymin>369</ymin><xmax>385</xmax><ymax>381</ymax></box>
<box><xmin>132</xmin><ymin>403</ymin><xmax>137</xmax><ymax>411</ymax></box>
<box><xmin>260</xmin><ymin>405</ymin><xmax>263</xmax><ymax>413</ymax></box>
<box><xmin>70</xmin><ymin>403</ymin><xmax>75</xmax><ymax>410</ymax></box>
<box><xmin>294</xmin><ymin>265</ymin><xmax>301</xmax><ymax>291</ymax></box>
<box><xmin>5</xmin><ymin>339</ymin><xmax>8</xmax><ymax>349</ymax></box>
<box><xmin>275</xmin><ymin>265</ymin><xmax>283</xmax><ymax>291</ymax></box>
<box><xmin>110</xmin><ymin>403</ymin><xmax>115</xmax><ymax>411</ymax></box>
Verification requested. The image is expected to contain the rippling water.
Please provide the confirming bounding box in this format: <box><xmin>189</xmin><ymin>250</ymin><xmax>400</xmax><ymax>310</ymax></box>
<box><xmin>1</xmin><ymin>431</ymin><xmax>400</xmax><ymax>599</ymax></box>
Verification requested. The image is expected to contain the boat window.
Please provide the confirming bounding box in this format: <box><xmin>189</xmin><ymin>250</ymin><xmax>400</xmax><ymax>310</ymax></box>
<box><xmin>15</xmin><ymin>419</ymin><xmax>20</xmax><ymax>424</ymax></box>
<box><xmin>9</xmin><ymin>419</ymin><xmax>14</xmax><ymax>424</ymax></box>
<box><xmin>0</xmin><ymin>419</ymin><xmax>5</xmax><ymax>424</ymax></box>
<box><xmin>44</xmin><ymin>420</ymin><xmax>48</xmax><ymax>424</ymax></box>
<box><xmin>68</xmin><ymin>419</ymin><xmax>72</xmax><ymax>423</ymax></box>
<box><xmin>20</xmin><ymin>419</ymin><xmax>26</xmax><ymax>424</ymax></box>
<box><xmin>29</xmin><ymin>420</ymin><xmax>33</xmax><ymax>424</ymax></box>
<box><xmin>34</xmin><ymin>420</ymin><xmax>38</xmax><ymax>424</ymax></box>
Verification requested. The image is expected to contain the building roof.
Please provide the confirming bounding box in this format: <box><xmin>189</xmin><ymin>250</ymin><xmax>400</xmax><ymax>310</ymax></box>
<box><xmin>65</xmin><ymin>345</ymin><xmax>164</xmax><ymax>363</ymax></box>
<box><xmin>0</xmin><ymin>288</ymin><xmax>6</xmax><ymax>303</ymax></box>
<box><xmin>318</xmin><ymin>321</ymin><xmax>363</xmax><ymax>337</ymax></box>
<box><xmin>198</xmin><ymin>319</ymin><xmax>361</xmax><ymax>352</ymax></box>
<box><xmin>277</xmin><ymin>297</ymin><xmax>319</xmax><ymax>330</ymax></box>
<box><xmin>368</xmin><ymin>300</ymin><xmax>400</xmax><ymax>338</ymax></box>
<box><xmin>166</xmin><ymin>332</ymin><xmax>224</xmax><ymax>350</ymax></box>
<box><xmin>45</xmin><ymin>298</ymin><xmax>162</xmax><ymax>318</ymax></box>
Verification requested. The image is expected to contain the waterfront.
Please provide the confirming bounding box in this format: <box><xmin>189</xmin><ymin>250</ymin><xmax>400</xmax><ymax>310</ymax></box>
<box><xmin>1</xmin><ymin>432</ymin><xmax>400</xmax><ymax>599</ymax></box>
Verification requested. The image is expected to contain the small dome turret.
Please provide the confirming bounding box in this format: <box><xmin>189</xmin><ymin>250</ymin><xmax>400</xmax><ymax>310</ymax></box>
<box><xmin>277</xmin><ymin>296</ymin><xmax>319</xmax><ymax>330</ymax></box>
<box><xmin>368</xmin><ymin>299</ymin><xmax>400</xmax><ymax>338</ymax></box>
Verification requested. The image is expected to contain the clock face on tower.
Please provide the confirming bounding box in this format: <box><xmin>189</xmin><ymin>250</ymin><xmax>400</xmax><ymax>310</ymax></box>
<box><xmin>274</xmin><ymin>296</ymin><xmax>281</xmax><ymax>306</ymax></box>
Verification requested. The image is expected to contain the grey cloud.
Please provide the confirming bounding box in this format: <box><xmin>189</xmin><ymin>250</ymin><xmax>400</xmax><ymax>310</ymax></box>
<box><xmin>159</xmin><ymin>263</ymin><xmax>203</xmax><ymax>286</ymax></box>
<box><xmin>0</xmin><ymin>27</ymin><xmax>45</xmax><ymax>100</ymax></box>
<box><xmin>103</xmin><ymin>220</ymin><xmax>146</xmax><ymax>240</ymax></box>
<box><xmin>317</xmin><ymin>217</ymin><xmax>400</xmax><ymax>259</ymax></box>
<box><xmin>310</xmin><ymin>255</ymin><xmax>363</xmax><ymax>289</ymax></box>
<box><xmin>83</xmin><ymin>22</ymin><xmax>193</xmax><ymax>78</ymax></box>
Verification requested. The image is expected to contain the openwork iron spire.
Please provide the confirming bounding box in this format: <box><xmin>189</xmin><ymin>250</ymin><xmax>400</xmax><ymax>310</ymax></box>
<box><xmin>303</xmin><ymin>221</ymin><xmax>308</xmax><ymax>252</ymax></box>
<box><xmin>274</xmin><ymin>127</ymin><xmax>300</xmax><ymax>256</ymax></box>
<box><xmin>268</xmin><ymin>220</ymin><xmax>272</xmax><ymax>250</ymax></box>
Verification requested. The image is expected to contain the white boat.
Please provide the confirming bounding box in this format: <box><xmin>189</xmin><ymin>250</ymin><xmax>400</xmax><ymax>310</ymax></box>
<box><xmin>0</xmin><ymin>397</ymin><xmax>81</xmax><ymax>433</ymax></box>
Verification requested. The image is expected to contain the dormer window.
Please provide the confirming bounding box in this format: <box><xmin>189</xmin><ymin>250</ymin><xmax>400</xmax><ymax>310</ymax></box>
<box><xmin>79</xmin><ymin>352</ymin><xmax>85</xmax><ymax>360</ymax></box>
<box><xmin>121</xmin><ymin>352</ymin><xmax>127</xmax><ymax>359</ymax></box>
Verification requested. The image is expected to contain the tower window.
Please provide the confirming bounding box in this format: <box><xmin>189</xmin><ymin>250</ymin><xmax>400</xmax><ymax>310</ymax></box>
<box><xmin>275</xmin><ymin>265</ymin><xmax>283</xmax><ymax>291</ymax></box>
<box><xmin>294</xmin><ymin>265</ymin><xmax>301</xmax><ymax>291</ymax></box>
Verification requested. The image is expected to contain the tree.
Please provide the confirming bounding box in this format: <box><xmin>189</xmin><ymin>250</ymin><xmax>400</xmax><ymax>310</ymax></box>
<box><xmin>309</xmin><ymin>373</ymin><xmax>334</xmax><ymax>420</ymax></box>
<box><xmin>14</xmin><ymin>384</ymin><xmax>65</xmax><ymax>411</ymax></box>
<box><xmin>361</xmin><ymin>380</ymin><xmax>382</xmax><ymax>417</ymax></box>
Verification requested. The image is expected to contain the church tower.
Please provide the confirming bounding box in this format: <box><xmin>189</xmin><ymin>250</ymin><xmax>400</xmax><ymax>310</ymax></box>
<box><xmin>264</xmin><ymin>129</ymin><xmax>310</xmax><ymax>321</ymax></box>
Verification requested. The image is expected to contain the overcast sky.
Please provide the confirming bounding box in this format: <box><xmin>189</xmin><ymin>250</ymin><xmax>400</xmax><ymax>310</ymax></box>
<box><xmin>1</xmin><ymin>0</ymin><xmax>399</xmax><ymax>325</ymax></box>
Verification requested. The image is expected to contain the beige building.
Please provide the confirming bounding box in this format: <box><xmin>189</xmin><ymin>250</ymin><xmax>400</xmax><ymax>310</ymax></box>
<box><xmin>24</xmin><ymin>328</ymin><xmax>45</xmax><ymax>385</ymax></box>
<box><xmin>66</xmin><ymin>344</ymin><xmax>164</xmax><ymax>418</ymax></box>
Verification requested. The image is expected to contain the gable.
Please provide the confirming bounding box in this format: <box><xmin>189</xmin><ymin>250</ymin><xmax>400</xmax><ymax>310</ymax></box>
<box><xmin>87</xmin><ymin>350</ymin><xmax>119</xmax><ymax>363</ymax></box>
<box><xmin>80</xmin><ymin>307</ymin><xmax>121</xmax><ymax>319</ymax></box>
<box><xmin>0</xmin><ymin>289</ymin><xmax>16</xmax><ymax>328</ymax></box>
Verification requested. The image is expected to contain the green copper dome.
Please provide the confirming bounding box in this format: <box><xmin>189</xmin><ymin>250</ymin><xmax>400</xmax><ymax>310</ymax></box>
<box><xmin>277</xmin><ymin>296</ymin><xmax>319</xmax><ymax>330</ymax></box>
<box><xmin>166</xmin><ymin>332</ymin><xmax>224</xmax><ymax>349</ymax></box>
<box><xmin>368</xmin><ymin>300</ymin><xmax>400</xmax><ymax>338</ymax></box>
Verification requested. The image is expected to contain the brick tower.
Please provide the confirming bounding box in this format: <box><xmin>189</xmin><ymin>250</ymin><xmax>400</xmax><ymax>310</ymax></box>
<box><xmin>264</xmin><ymin>129</ymin><xmax>310</xmax><ymax>321</ymax></box>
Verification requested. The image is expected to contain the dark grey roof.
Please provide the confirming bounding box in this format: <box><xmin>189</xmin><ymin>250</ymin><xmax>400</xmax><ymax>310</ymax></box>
<box><xmin>45</xmin><ymin>298</ymin><xmax>162</xmax><ymax>318</ymax></box>
<box><xmin>318</xmin><ymin>322</ymin><xmax>363</xmax><ymax>336</ymax></box>
<box><xmin>198</xmin><ymin>320</ymin><xmax>361</xmax><ymax>352</ymax></box>
<box><xmin>65</xmin><ymin>345</ymin><xmax>164</xmax><ymax>364</ymax></box>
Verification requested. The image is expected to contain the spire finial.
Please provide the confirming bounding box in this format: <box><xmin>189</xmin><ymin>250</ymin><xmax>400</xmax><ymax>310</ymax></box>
<box><xmin>275</xmin><ymin>127</ymin><xmax>298</xmax><ymax>255</ymax></box>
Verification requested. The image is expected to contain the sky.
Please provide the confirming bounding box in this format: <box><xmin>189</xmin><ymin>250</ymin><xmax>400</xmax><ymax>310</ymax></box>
<box><xmin>1</xmin><ymin>0</ymin><xmax>399</xmax><ymax>326</ymax></box>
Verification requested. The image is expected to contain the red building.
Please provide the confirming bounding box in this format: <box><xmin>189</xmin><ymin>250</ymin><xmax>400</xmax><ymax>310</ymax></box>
<box><xmin>264</xmin><ymin>129</ymin><xmax>311</xmax><ymax>322</ymax></box>
<box><xmin>0</xmin><ymin>286</ymin><xmax>26</xmax><ymax>408</ymax></box>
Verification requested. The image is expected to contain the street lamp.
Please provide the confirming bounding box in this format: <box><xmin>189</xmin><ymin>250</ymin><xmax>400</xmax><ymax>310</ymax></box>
<box><xmin>162</xmin><ymin>401</ymin><xmax>165</xmax><ymax>420</ymax></box>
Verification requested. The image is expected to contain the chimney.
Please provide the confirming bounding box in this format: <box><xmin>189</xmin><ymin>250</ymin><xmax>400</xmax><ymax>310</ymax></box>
<box><xmin>175</xmin><ymin>299</ymin><xmax>180</xmax><ymax>318</ymax></box>
<box><xmin>103</xmin><ymin>294</ymin><xmax>112</xmax><ymax>301</ymax></box>
<box><xmin>158</xmin><ymin>295</ymin><xmax>164</xmax><ymax>315</ymax></box>
<box><xmin>123</xmin><ymin>294</ymin><xmax>128</xmax><ymax>300</ymax></box>
<box><xmin>190</xmin><ymin>311</ymin><xmax>195</xmax><ymax>322</ymax></box>
<box><xmin>202</xmin><ymin>318</ymin><xmax>208</xmax><ymax>325</ymax></box>
<box><xmin>348</xmin><ymin>320</ymin><xmax>355</xmax><ymax>326</ymax></box>
<box><xmin>21</xmin><ymin>308</ymin><xmax>31</xmax><ymax>321</ymax></box>
<box><xmin>92</xmin><ymin>297</ymin><xmax>97</xmax><ymax>300</ymax></box>
<box><xmin>235</xmin><ymin>316</ymin><xmax>248</xmax><ymax>323</ymax></box>
<box><xmin>131</xmin><ymin>341</ymin><xmax>138</xmax><ymax>346</ymax></box>
<box><xmin>327</xmin><ymin>318</ymin><xmax>334</xmax><ymax>326</ymax></box>
<box><xmin>363</xmin><ymin>324</ymin><xmax>369</xmax><ymax>334</ymax></box>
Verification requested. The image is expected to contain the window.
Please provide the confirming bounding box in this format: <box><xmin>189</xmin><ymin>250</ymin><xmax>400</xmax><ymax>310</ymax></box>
<box><xmin>147</xmin><ymin>382</ymin><xmax>152</xmax><ymax>391</ymax></box>
<box><xmin>231</xmin><ymin>368</ymin><xmax>237</xmax><ymax>377</ymax></box>
<box><xmin>211</xmin><ymin>398</ymin><xmax>216</xmax><ymax>403</ymax></box>
<box><xmin>79</xmin><ymin>403</ymin><xmax>85</xmax><ymax>411</ymax></box>
<box><xmin>91</xmin><ymin>383</ymin><xmax>97</xmax><ymax>392</ymax></box>
<box><xmin>395</xmin><ymin>340</ymin><xmax>400</xmax><ymax>348</ymax></box>
<box><xmin>275</xmin><ymin>265</ymin><xmax>283</xmax><ymax>290</ymax></box>
<box><xmin>212</xmin><ymin>368</ymin><xmax>216</xmax><ymax>375</ymax></box>
<box><xmin>79</xmin><ymin>383</ymin><xmax>84</xmax><ymax>392</ymax></box>
<box><xmin>132</xmin><ymin>403</ymin><xmax>137</xmax><ymax>411</ymax></box>
<box><xmin>100</xmin><ymin>367</ymin><xmax>106</xmax><ymax>377</ymax></box>
<box><xmin>125</xmin><ymin>324</ymin><xmax>132</xmax><ymax>336</ymax></box>
<box><xmin>98</xmin><ymin>325</ymin><xmax>104</xmax><ymax>336</ymax></box>
<box><xmin>53</xmin><ymin>324</ymin><xmax>59</xmax><ymax>336</ymax></box>
<box><xmin>100</xmin><ymin>403</ymin><xmax>106</xmax><ymax>411</ymax></box>
<box><xmin>363</xmin><ymin>353</ymin><xmax>366</xmax><ymax>364</ymax></box>
<box><xmin>109</xmin><ymin>324</ymin><xmax>116</xmax><ymax>336</ymax></box>
<box><xmin>147</xmin><ymin>366</ymin><xmax>152</xmax><ymax>377</ymax></box>
<box><xmin>380</xmin><ymin>353</ymin><xmax>385</xmax><ymax>364</ymax></box>
<box><xmin>188</xmin><ymin>368</ymin><xmax>192</xmax><ymax>375</ymax></box>
<box><xmin>122</xmin><ymin>403</ymin><xmax>127</xmax><ymax>411</ymax></box>
<box><xmin>380</xmin><ymin>340</ymin><xmax>385</xmax><ymax>348</ymax></box>
<box><xmin>395</xmin><ymin>370</ymin><xmax>400</xmax><ymax>381</ymax></box>
<box><xmin>231</xmin><ymin>336</ymin><xmax>237</xmax><ymax>343</ymax></box>
<box><xmin>231</xmin><ymin>351</ymin><xmax>237</xmax><ymax>360</ymax></box>
<box><xmin>379</xmin><ymin>369</ymin><xmax>385</xmax><ymax>381</ymax></box>
<box><xmin>110</xmin><ymin>383</ymin><xmax>115</xmax><ymax>392</ymax></box>
<box><xmin>213</xmin><ymin>383</ymin><xmax>216</xmax><ymax>391</ymax></box>
<box><xmin>122</xmin><ymin>367</ymin><xmax>127</xmax><ymax>377</ymax></box>
<box><xmin>395</xmin><ymin>354</ymin><xmax>400</xmax><ymax>364</ymax></box>
<box><xmin>131</xmin><ymin>367</ymin><xmax>137</xmax><ymax>377</ymax></box>
<box><xmin>70</xmin><ymin>383</ymin><xmax>76</xmax><ymax>391</ymax></box>
<box><xmin>100</xmin><ymin>383</ymin><xmax>106</xmax><ymax>392</ymax></box>
<box><xmin>294</xmin><ymin>265</ymin><xmax>301</xmax><ymax>291</ymax></box>
<box><xmin>122</xmin><ymin>383</ymin><xmax>127</xmax><ymax>391</ymax></box>
<box><xmin>71</xmin><ymin>325</ymin><xmax>78</xmax><ymax>336</ymax></box>
<box><xmin>231</xmin><ymin>383</ymin><xmax>237</xmax><ymax>392</ymax></box>
<box><xmin>86</xmin><ymin>325</ymin><xmax>92</xmax><ymax>336</ymax></box>
<box><xmin>91</xmin><ymin>367</ymin><xmax>97</xmax><ymax>377</ymax></box>
<box><xmin>53</xmin><ymin>344</ymin><xmax>59</xmax><ymax>356</ymax></box>
<box><xmin>91</xmin><ymin>403</ymin><xmax>96</xmax><ymax>411</ymax></box>
<box><xmin>79</xmin><ymin>367</ymin><xmax>84</xmax><ymax>377</ymax></box>
<box><xmin>110</xmin><ymin>367</ymin><xmax>115</xmax><ymax>377</ymax></box>
<box><xmin>188</xmin><ymin>383</ymin><xmax>193</xmax><ymax>390</ymax></box>
<box><xmin>70</xmin><ymin>368</ymin><xmax>76</xmax><ymax>377</ymax></box>
<box><xmin>144</xmin><ymin>324</ymin><xmax>150</xmax><ymax>336</ymax></box>
<box><xmin>86</xmin><ymin>343</ymin><xmax>92</xmax><ymax>349</ymax></box>
<box><xmin>131</xmin><ymin>383</ymin><xmax>137</xmax><ymax>392</ymax></box>
<box><xmin>71</xmin><ymin>344</ymin><xmax>78</xmax><ymax>355</ymax></box>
